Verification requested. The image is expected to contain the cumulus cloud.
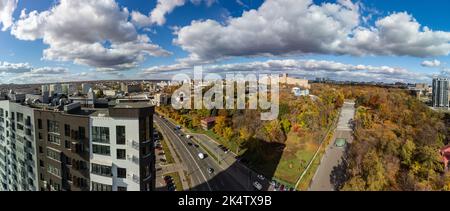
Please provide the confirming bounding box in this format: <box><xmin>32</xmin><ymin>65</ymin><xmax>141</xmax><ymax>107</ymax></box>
<box><xmin>142</xmin><ymin>59</ymin><xmax>429</xmax><ymax>83</ymax></box>
<box><xmin>11</xmin><ymin>0</ymin><xmax>171</xmax><ymax>71</ymax></box>
<box><xmin>132</xmin><ymin>0</ymin><xmax>216</xmax><ymax>27</ymax></box>
<box><xmin>174</xmin><ymin>0</ymin><xmax>450</xmax><ymax>63</ymax></box>
<box><xmin>0</xmin><ymin>0</ymin><xmax>17</xmax><ymax>31</ymax></box>
<box><xmin>421</xmin><ymin>59</ymin><xmax>441</xmax><ymax>68</ymax></box>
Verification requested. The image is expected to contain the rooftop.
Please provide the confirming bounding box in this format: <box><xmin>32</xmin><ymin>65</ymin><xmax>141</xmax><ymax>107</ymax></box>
<box><xmin>113</xmin><ymin>102</ymin><xmax>154</xmax><ymax>109</ymax></box>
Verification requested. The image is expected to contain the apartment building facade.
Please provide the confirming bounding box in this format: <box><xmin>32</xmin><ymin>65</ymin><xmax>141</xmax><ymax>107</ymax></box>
<box><xmin>0</xmin><ymin>101</ymin><xmax>39</xmax><ymax>191</ymax></box>
<box><xmin>89</xmin><ymin>103</ymin><xmax>155</xmax><ymax>191</ymax></box>
<box><xmin>432</xmin><ymin>77</ymin><xmax>449</xmax><ymax>108</ymax></box>
<box><xmin>34</xmin><ymin>104</ymin><xmax>92</xmax><ymax>191</ymax></box>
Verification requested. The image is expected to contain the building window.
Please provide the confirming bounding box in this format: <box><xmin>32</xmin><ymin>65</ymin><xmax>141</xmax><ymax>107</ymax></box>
<box><xmin>91</xmin><ymin>182</ymin><xmax>112</xmax><ymax>191</ymax></box>
<box><xmin>48</xmin><ymin>134</ymin><xmax>61</xmax><ymax>145</ymax></box>
<box><xmin>117</xmin><ymin>149</ymin><xmax>126</xmax><ymax>160</ymax></box>
<box><xmin>38</xmin><ymin>119</ymin><xmax>42</xmax><ymax>129</ymax></box>
<box><xmin>64</xmin><ymin>124</ymin><xmax>70</xmax><ymax>137</ymax></box>
<box><xmin>117</xmin><ymin>168</ymin><xmax>126</xmax><ymax>179</ymax></box>
<box><xmin>116</xmin><ymin>126</ymin><xmax>126</xmax><ymax>145</ymax></box>
<box><xmin>92</xmin><ymin>144</ymin><xmax>110</xmax><ymax>156</ymax></box>
<box><xmin>38</xmin><ymin>146</ymin><xmax>43</xmax><ymax>154</ymax></box>
<box><xmin>48</xmin><ymin>120</ymin><xmax>59</xmax><ymax>134</ymax></box>
<box><xmin>47</xmin><ymin>164</ymin><xmax>61</xmax><ymax>177</ymax></box>
<box><xmin>47</xmin><ymin>148</ymin><xmax>61</xmax><ymax>161</ymax></box>
<box><xmin>17</xmin><ymin>112</ymin><xmax>23</xmax><ymax>123</ymax></box>
<box><xmin>91</xmin><ymin>163</ymin><xmax>112</xmax><ymax>177</ymax></box>
<box><xmin>92</xmin><ymin>127</ymin><xmax>109</xmax><ymax>143</ymax></box>
<box><xmin>117</xmin><ymin>186</ymin><xmax>127</xmax><ymax>191</ymax></box>
<box><xmin>79</xmin><ymin>127</ymin><xmax>85</xmax><ymax>139</ymax></box>
<box><xmin>65</xmin><ymin>140</ymin><xmax>71</xmax><ymax>149</ymax></box>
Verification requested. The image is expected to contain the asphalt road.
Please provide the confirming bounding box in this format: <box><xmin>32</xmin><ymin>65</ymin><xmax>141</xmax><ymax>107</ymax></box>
<box><xmin>192</xmin><ymin>133</ymin><xmax>271</xmax><ymax>191</ymax></box>
<box><xmin>154</xmin><ymin>115</ymin><xmax>247</xmax><ymax>191</ymax></box>
<box><xmin>309</xmin><ymin>101</ymin><xmax>355</xmax><ymax>191</ymax></box>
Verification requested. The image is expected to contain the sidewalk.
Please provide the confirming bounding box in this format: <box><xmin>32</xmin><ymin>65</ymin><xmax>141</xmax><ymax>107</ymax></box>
<box><xmin>155</xmin><ymin>124</ymin><xmax>190</xmax><ymax>191</ymax></box>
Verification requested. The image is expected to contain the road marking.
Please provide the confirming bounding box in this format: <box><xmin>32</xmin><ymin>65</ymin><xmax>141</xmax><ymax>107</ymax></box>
<box><xmin>156</xmin><ymin>116</ymin><xmax>212</xmax><ymax>191</ymax></box>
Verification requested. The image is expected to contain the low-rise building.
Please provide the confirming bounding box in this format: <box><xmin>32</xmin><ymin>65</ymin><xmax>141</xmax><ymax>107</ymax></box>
<box><xmin>201</xmin><ymin>117</ymin><xmax>216</xmax><ymax>131</ymax></box>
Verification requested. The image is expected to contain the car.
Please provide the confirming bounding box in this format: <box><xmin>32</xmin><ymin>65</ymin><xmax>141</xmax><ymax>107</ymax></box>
<box><xmin>207</xmin><ymin>168</ymin><xmax>214</xmax><ymax>174</ymax></box>
<box><xmin>198</xmin><ymin>153</ymin><xmax>205</xmax><ymax>160</ymax></box>
<box><xmin>253</xmin><ymin>181</ymin><xmax>263</xmax><ymax>191</ymax></box>
<box><xmin>289</xmin><ymin>187</ymin><xmax>296</xmax><ymax>191</ymax></box>
<box><xmin>335</xmin><ymin>138</ymin><xmax>347</xmax><ymax>148</ymax></box>
<box><xmin>163</xmin><ymin>176</ymin><xmax>172</xmax><ymax>182</ymax></box>
<box><xmin>187</xmin><ymin>143</ymin><xmax>193</xmax><ymax>146</ymax></box>
<box><xmin>279</xmin><ymin>184</ymin><xmax>285</xmax><ymax>191</ymax></box>
<box><xmin>194</xmin><ymin>144</ymin><xmax>199</xmax><ymax>148</ymax></box>
<box><xmin>186</xmin><ymin>135</ymin><xmax>192</xmax><ymax>139</ymax></box>
<box><xmin>257</xmin><ymin>174</ymin><xmax>265</xmax><ymax>181</ymax></box>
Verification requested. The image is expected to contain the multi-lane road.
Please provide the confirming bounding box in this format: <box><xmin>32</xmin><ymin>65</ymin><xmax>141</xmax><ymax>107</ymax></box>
<box><xmin>154</xmin><ymin>114</ymin><xmax>247</xmax><ymax>191</ymax></box>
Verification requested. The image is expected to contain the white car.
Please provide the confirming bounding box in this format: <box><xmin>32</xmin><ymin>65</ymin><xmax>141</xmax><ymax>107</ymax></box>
<box><xmin>198</xmin><ymin>153</ymin><xmax>205</xmax><ymax>160</ymax></box>
<box><xmin>186</xmin><ymin>135</ymin><xmax>192</xmax><ymax>139</ymax></box>
<box><xmin>253</xmin><ymin>181</ymin><xmax>263</xmax><ymax>191</ymax></box>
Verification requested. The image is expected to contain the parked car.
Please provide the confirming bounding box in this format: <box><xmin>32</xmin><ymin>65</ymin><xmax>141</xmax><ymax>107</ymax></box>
<box><xmin>257</xmin><ymin>174</ymin><xmax>265</xmax><ymax>181</ymax></box>
<box><xmin>253</xmin><ymin>181</ymin><xmax>263</xmax><ymax>191</ymax></box>
<box><xmin>279</xmin><ymin>184</ymin><xmax>285</xmax><ymax>191</ymax></box>
<box><xmin>194</xmin><ymin>144</ymin><xmax>199</xmax><ymax>148</ymax></box>
<box><xmin>207</xmin><ymin>168</ymin><xmax>215</xmax><ymax>174</ymax></box>
<box><xmin>186</xmin><ymin>135</ymin><xmax>192</xmax><ymax>139</ymax></box>
<box><xmin>198</xmin><ymin>153</ymin><xmax>205</xmax><ymax>160</ymax></box>
<box><xmin>187</xmin><ymin>143</ymin><xmax>193</xmax><ymax>146</ymax></box>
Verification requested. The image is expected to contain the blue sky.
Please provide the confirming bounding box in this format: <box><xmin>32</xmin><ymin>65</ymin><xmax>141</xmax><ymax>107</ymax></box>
<box><xmin>1</xmin><ymin>0</ymin><xmax>450</xmax><ymax>84</ymax></box>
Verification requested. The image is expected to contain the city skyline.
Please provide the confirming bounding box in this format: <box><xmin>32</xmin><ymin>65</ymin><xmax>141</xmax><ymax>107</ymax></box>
<box><xmin>1</xmin><ymin>0</ymin><xmax>450</xmax><ymax>84</ymax></box>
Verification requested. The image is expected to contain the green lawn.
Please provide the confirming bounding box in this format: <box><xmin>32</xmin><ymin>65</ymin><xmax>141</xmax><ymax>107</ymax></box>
<box><xmin>160</xmin><ymin>137</ymin><xmax>175</xmax><ymax>164</ymax></box>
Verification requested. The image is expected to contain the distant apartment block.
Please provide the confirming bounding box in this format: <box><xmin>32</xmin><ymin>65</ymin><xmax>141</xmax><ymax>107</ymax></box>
<box><xmin>121</xmin><ymin>83</ymin><xmax>142</xmax><ymax>94</ymax></box>
<box><xmin>432</xmin><ymin>78</ymin><xmax>449</xmax><ymax>108</ymax></box>
<box><xmin>82</xmin><ymin>84</ymin><xmax>92</xmax><ymax>95</ymax></box>
<box><xmin>281</xmin><ymin>74</ymin><xmax>310</xmax><ymax>89</ymax></box>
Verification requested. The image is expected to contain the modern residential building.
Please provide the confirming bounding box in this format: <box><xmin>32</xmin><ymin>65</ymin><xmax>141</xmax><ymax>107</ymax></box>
<box><xmin>0</xmin><ymin>101</ymin><xmax>39</xmax><ymax>191</ymax></box>
<box><xmin>121</xmin><ymin>83</ymin><xmax>142</xmax><ymax>94</ymax></box>
<box><xmin>432</xmin><ymin>77</ymin><xmax>449</xmax><ymax>108</ymax></box>
<box><xmin>89</xmin><ymin>103</ymin><xmax>155</xmax><ymax>191</ymax></box>
<box><xmin>34</xmin><ymin>102</ymin><xmax>93</xmax><ymax>191</ymax></box>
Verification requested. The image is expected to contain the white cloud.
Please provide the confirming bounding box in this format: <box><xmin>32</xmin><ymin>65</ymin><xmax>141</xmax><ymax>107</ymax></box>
<box><xmin>11</xmin><ymin>0</ymin><xmax>171</xmax><ymax>71</ymax></box>
<box><xmin>0</xmin><ymin>0</ymin><xmax>17</xmax><ymax>31</ymax></box>
<box><xmin>142</xmin><ymin>59</ymin><xmax>430</xmax><ymax>83</ymax></box>
<box><xmin>0</xmin><ymin>61</ymin><xmax>32</xmax><ymax>73</ymax></box>
<box><xmin>132</xmin><ymin>0</ymin><xmax>216</xmax><ymax>27</ymax></box>
<box><xmin>174</xmin><ymin>0</ymin><xmax>450</xmax><ymax>62</ymax></box>
<box><xmin>421</xmin><ymin>59</ymin><xmax>441</xmax><ymax>68</ymax></box>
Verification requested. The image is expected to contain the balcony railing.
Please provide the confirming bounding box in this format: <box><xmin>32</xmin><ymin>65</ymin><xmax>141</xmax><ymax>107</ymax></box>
<box><xmin>127</xmin><ymin>140</ymin><xmax>140</xmax><ymax>150</ymax></box>
<box><xmin>127</xmin><ymin>155</ymin><xmax>139</xmax><ymax>165</ymax></box>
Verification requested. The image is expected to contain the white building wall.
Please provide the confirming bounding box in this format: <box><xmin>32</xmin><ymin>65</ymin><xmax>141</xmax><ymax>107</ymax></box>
<box><xmin>90</xmin><ymin>116</ymin><xmax>141</xmax><ymax>191</ymax></box>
